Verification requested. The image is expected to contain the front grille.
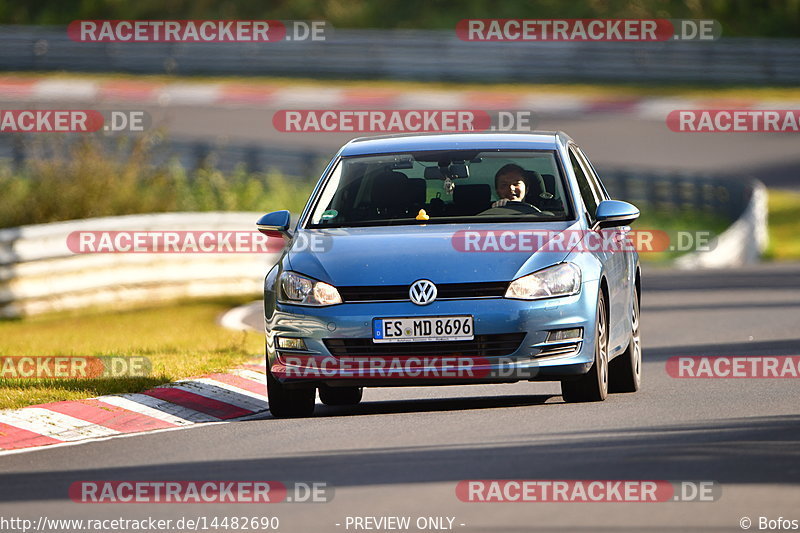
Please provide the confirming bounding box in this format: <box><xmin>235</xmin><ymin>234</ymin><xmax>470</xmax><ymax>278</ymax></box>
<box><xmin>338</xmin><ymin>281</ymin><xmax>508</xmax><ymax>302</ymax></box>
<box><xmin>324</xmin><ymin>333</ymin><xmax>525</xmax><ymax>358</ymax></box>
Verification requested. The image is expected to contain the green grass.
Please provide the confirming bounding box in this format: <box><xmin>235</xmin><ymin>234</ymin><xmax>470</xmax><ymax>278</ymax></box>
<box><xmin>623</xmin><ymin>189</ymin><xmax>800</xmax><ymax>262</ymax></box>
<box><xmin>633</xmin><ymin>210</ymin><xmax>731</xmax><ymax>263</ymax></box>
<box><xmin>0</xmin><ymin>135</ymin><xmax>315</xmax><ymax>228</ymax></box>
<box><xmin>0</xmin><ymin>298</ymin><xmax>263</xmax><ymax>410</ymax></box>
<box><xmin>765</xmin><ymin>189</ymin><xmax>800</xmax><ymax>260</ymax></box>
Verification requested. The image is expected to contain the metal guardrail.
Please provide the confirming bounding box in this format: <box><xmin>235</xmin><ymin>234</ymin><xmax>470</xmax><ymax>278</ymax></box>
<box><xmin>0</xmin><ymin>212</ymin><xmax>280</xmax><ymax>318</ymax></box>
<box><xmin>603</xmin><ymin>171</ymin><xmax>768</xmax><ymax>267</ymax></box>
<box><xmin>600</xmin><ymin>170</ymin><xmax>751</xmax><ymax>222</ymax></box>
<box><xmin>0</xmin><ymin>168</ymin><xmax>765</xmax><ymax>318</ymax></box>
<box><xmin>1</xmin><ymin>25</ymin><xmax>799</xmax><ymax>85</ymax></box>
<box><xmin>0</xmin><ymin>133</ymin><xmax>755</xmax><ymax>223</ymax></box>
<box><xmin>675</xmin><ymin>181</ymin><xmax>767</xmax><ymax>269</ymax></box>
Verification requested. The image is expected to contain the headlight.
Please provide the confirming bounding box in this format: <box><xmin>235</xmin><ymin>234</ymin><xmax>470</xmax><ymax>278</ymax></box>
<box><xmin>505</xmin><ymin>263</ymin><xmax>581</xmax><ymax>300</ymax></box>
<box><xmin>279</xmin><ymin>271</ymin><xmax>342</xmax><ymax>306</ymax></box>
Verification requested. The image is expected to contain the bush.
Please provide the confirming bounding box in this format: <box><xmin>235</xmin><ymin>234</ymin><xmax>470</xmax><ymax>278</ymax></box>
<box><xmin>0</xmin><ymin>135</ymin><xmax>315</xmax><ymax>228</ymax></box>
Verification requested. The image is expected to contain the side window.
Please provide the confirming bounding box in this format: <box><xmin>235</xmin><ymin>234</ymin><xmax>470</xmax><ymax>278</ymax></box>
<box><xmin>576</xmin><ymin>147</ymin><xmax>608</xmax><ymax>201</ymax></box>
<box><xmin>569</xmin><ymin>148</ymin><xmax>599</xmax><ymax>221</ymax></box>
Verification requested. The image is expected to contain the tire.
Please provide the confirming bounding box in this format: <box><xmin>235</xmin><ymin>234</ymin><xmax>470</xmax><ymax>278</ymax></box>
<box><xmin>561</xmin><ymin>291</ymin><xmax>609</xmax><ymax>403</ymax></box>
<box><xmin>319</xmin><ymin>385</ymin><xmax>363</xmax><ymax>406</ymax></box>
<box><xmin>609</xmin><ymin>289</ymin><xmax>642</xmax><ymax>393</ymax></box>
<box><xmin>266</xmin><ymin>366</ymin><xmax>316</xmax><ymax>418</ymax></box>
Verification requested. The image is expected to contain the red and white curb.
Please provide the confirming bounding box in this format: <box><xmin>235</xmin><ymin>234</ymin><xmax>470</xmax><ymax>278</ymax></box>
<box><xmin>0</xmin><ymin>304</ymin><xmax>268</xmax><ymax>455</ymax></box>
<box><xmin>2</xmin><ymin>76</ymin><xmax>796</xmax><ymax>119</ymax></box>
<box><xmin>0</xmin><ymin>302</ymin><xmax>268</xmax><ymax>455</ymax></box>
<box><xmin>0</xmin><ymin>363</ymin><xmax>269</xmax><ymax>454</ymax></box>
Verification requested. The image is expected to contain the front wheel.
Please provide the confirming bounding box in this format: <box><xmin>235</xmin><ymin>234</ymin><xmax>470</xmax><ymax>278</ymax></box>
<box><xmin>561</xmin><ymin>291</ymin><xmax>609</xmax><ymax>403</ymax></box>
<box><xmin>609</xmin><ymin>289</ymin><xmax>642</xmax><ymax>393</ymax></box>
<box><xmin>266</xmin><ymin>366</ymin><xmax>316</xmax><ymax>418</ymax></box>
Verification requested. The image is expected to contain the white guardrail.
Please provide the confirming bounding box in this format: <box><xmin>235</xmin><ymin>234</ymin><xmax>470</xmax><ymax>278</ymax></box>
<box><xmin>0</xmin><ymin>212</ymin><xmax>280</xmax><ymax>318</ymax></box>
<box><xmin>0</xmin><ymin>184</ymin><xmax>768</xmax><ymax>318</ymax></box>
<box><xmin>675</xmin><ymin>180</ymin><xmax>769</xmax><ymax>269</ymax></box>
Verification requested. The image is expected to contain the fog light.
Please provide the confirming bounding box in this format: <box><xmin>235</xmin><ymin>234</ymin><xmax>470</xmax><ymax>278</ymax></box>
<box><xmin>277</xmin><ymin>337</ymin><xmax>307</xmax><ymax>350</ymax></box>
<box><xmin>547</xmin><ymin>328</ymin><xmax>583</xmax><ymax>342</ymax></box>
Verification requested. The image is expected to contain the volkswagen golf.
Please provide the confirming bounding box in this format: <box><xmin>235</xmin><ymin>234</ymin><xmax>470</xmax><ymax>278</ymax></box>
<box><xmin>257</xmin><ymin>132</ymin><xmax>642</xmax><ymax>418</ymax></box>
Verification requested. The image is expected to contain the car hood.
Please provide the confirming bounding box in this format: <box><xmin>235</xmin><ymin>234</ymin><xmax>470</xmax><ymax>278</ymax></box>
<box><xmin>285</xmin><ymin>221</ymin><xmax>580</xmax><ymax>286</ymax></box>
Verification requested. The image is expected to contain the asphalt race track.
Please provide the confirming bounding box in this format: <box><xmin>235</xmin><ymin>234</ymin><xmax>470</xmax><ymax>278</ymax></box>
<box><xmin>2</xmin><ymin>99</ymin><xmax>800</xmax><ymax>189</ymax></box>
<box><xmin>1</xmin><ymin>91</ymin><xmax>799</xmax><ymax>532</ymax></box>
<box><xmin>0</xmin><ymin>263</ymin><xmax>798</xmax><ymax>532</ymax></box>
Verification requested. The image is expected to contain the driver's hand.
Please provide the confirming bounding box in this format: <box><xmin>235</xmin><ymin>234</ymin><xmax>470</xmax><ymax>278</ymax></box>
<box><xmin>492</xmin><ymin>198</ymin><xmax>509</xmax><ymax>207</ymax></box>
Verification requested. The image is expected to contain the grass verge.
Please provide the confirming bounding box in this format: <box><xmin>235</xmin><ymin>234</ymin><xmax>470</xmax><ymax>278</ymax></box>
<box><xmin>634</xmin><ymin>210</ymin><xmax>731</xmax><ymax>263</ymax></box>
<box><xmin>0</xmin><ymin>297</ymin><xmax>262</xmax><ymax>410</ymax></box>
<box><xmin>765</xmin><ymin>189</ymin><xmax>800</xmax><ymax>260</ymax></box>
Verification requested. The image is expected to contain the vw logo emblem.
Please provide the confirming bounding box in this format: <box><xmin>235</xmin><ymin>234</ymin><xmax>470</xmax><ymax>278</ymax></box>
<box><xmin>409</xmin><ymin>279</ymin><xmax>437</xmax><ymax>306</ymax></box>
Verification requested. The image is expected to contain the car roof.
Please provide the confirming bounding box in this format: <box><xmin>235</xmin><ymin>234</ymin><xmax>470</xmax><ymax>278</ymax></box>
<box><xmin>338</xmin><ymin>131</ymin><xmax>573</xmax><ymax>157</ymax></box>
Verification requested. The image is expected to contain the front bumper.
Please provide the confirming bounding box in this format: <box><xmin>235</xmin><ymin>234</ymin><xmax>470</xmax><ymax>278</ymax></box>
<box><xmin>266</xmin><ymin>280</ymin><xmax>600</xmax><ymax>388</ymax></box>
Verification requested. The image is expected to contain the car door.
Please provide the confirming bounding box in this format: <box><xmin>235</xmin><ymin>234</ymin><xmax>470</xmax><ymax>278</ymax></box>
<box><xmin>566</xmin><ymin>144</ymin><xmax>613</xmax><ymax>329</ymax></box>
<box><xmin>575</xmin><ymin>146</ymin><xmax>632</xmax><ymax>356</ymax></box>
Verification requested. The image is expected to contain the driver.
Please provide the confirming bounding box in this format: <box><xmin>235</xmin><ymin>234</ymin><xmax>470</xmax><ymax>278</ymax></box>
<box><xmin>492</xmin><ymin>163</ymin><xmax>528</xmax><ymax>207</ymax></box>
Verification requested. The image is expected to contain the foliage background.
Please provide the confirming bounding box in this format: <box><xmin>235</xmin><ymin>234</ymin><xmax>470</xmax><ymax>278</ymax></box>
<box><xmin>1</xmin><ymin>0</ymin><xmax>798</xmax><ymax>37</ymax></box>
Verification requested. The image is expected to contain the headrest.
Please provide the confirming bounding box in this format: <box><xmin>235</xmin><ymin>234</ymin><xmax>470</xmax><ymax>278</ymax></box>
<box><xmin>371</xmin><ymin>170</ymin><xmax>410</xmax><ymax>207</ymax></box>
<box><xmin>522</xmin><ymin>170</ymin><xmax>546</xmax><ymax>197</ymax></box>
<box><xmin>407</xmin><ymin>178</ymin><xmax>426</xmax><ymax>205</ymax></box>
<box><xmin>454</xmin><ymin>183</ymin><xmax>491</xmax><ymax>206</ymax></box>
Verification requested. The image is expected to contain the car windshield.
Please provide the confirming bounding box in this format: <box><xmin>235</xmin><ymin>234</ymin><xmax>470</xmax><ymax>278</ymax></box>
<box><xmin>306</xmin><ymin>150</ymin><xmax>573</xmax><ymax>228</ymax></box>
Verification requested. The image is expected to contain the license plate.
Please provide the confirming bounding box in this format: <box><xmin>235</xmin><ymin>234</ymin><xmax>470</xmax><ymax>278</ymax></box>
<box><xmin>372</xmin><ymin>316</ymin><xmax>474</xmax><ymax>343</ymax></box>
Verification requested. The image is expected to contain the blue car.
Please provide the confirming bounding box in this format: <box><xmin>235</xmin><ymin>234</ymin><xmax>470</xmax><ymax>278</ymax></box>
<box><xmin>257</xmin><ymin>132</ymin><xmax>642</xmax><ymax>418</ymax></box>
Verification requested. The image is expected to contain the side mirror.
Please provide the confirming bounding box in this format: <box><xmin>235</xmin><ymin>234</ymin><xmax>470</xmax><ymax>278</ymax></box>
<box><xmin>256</xmin><ymin>210</ymin><xmax>292</xmax><ymax>239</ymax></box>
<box><xmin>595</xmin><ymin>200</ymin><xmax>639</xmax><ymax>228</ymax></box>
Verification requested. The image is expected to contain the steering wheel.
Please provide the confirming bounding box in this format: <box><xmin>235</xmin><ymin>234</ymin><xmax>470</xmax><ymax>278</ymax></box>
<box><xmin>501</xmin><ymin>200</ymin><xmax>544</xmax><ymax>214</ymax></box>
